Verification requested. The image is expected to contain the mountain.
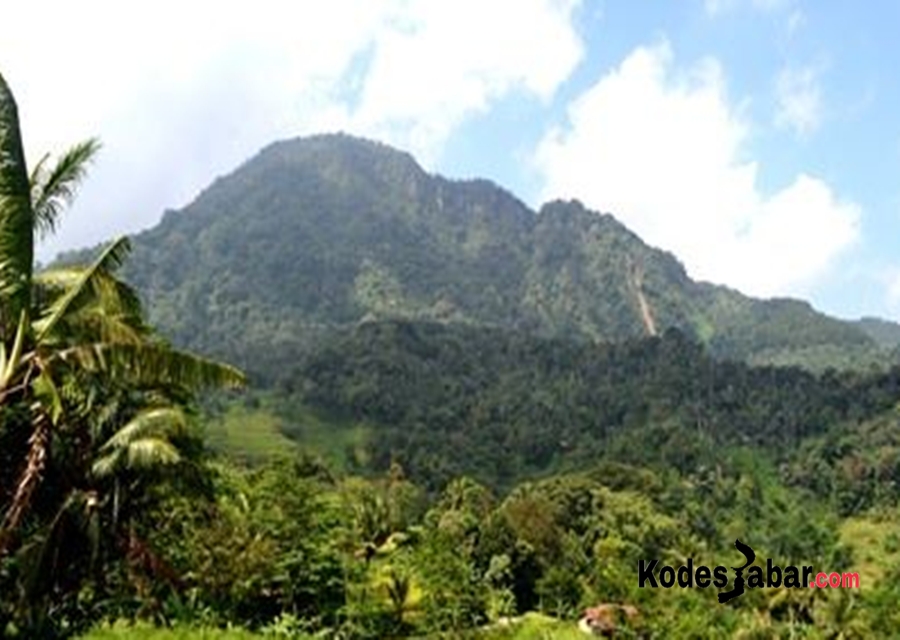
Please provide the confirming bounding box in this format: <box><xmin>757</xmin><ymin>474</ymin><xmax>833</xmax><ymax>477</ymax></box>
<box><xmin>58</xmin><ymin>133</ymin><xmax>898</xmax><ymax>380</ymax></box>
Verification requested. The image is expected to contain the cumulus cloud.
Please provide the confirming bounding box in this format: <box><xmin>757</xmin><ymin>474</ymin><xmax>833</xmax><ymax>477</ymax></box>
<box><xmin>0</xmin><ymin>0</ymin><xmax>583</xmax><ymax>260</ymax></box>
<box><xmin>347</xmin><ymin>0</ymin><xmax>584</xmax><ymax>161</ymax></box>
<box><xmin>775</xmin><ymin>65</ymin><xmax>824</xmax><ymax>136</ymax></box>
<box><xmin>534</xmin><ymin>43</ymin><xmax>860</xmax><ymax>298</ymax></box>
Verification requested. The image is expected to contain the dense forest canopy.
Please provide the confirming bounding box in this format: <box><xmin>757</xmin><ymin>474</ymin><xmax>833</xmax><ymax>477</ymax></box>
<box><xmin>279</xmin><ymin>320</ymin><xmax>900</xmax><ymax>491</ymax></box>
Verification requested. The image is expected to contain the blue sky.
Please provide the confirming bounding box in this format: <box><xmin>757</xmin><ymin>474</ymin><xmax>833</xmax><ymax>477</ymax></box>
<box><xmin>2</xmin><ymin>1</ymin><xmax>899</xmax><ymax>320</ymax></box>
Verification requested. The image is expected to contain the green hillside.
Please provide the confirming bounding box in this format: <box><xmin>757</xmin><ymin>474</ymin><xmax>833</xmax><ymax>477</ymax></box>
<box><xmin>283</xmin><ymin>319</ymin><xmax>900</xmax><ymax>490</ymax></box>
<box><xmin>58</xmin><ymin>134</ymin><xmax>898</xmax><ymax>379</ymax></box>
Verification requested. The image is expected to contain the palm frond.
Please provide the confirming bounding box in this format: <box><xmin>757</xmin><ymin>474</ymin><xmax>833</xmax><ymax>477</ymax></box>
<box><xmin>35</xmin><ymin>237</ymin><xmax>137</xmax><ymax>341</ymax></box>
<box><xmin>32</xmin><ymin>370</ymin><xmax>64</xmax><ymax>424</ymax></box>
<box><xmin>55</xmin><ymin>341</ymin><xmax>246</xmax><ymax>391</ymax></box>
<box><xmin>0</xmin><ymin>72</ymin><xmax>34</xmax><ymax>328</ymax></box>
<box><xmin>30</xmin><ymin>138</ymin><xmax>100</xmax><ymax>239</ymax></box>
<box><xmin>33</xmin><ymin>267</ymin><xmax>83</xmax><ymax>291</ymax></box>
<box><xmin>36</xmin><ymin>264</ymin><xmax>146</xmax><ymax>346</ymax></box>
<box><xmin>89</xmin><ymin>395</ymin><xmax>124</xmax><ymax>439</ymax></box>
<box><xmin>72</xmin><ymin>308</ymin><xmax>146</xmax><ymax>345</ymax></box>
<box><xmin>36</xmin><ymin>266</ymin><xmax>141</xmax><ymax>305</ymax></box>
<box><xmin>100</xmin><ymin>406</ymin><xmax>186</xmax><ymax>452</ymax></box>
<box><xmin>38</xmin><ymin>303</ymin><xmax>146</xmax><ymax>348</ymax></box>
<box><xmin>126</xmin><ymin>437</ymin><xmax>181</xmax><ymax>468</ymax></box>
<box><xmin>93</xmin><ymin>437</ymin><xmax>181</xmax><ymax>478</ymax></box>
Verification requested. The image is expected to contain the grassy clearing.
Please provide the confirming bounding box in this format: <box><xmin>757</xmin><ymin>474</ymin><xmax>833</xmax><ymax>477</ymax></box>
<box><xmin>204</xmin><ymin>403</ymin><xmax>298</xmax><ymax>463</ymax></box>
<box><xmin>275</xmin><ymin>400</ymin><xmax>372</xmax><ymax>471</ymax></box>
<box><xmin>203</xmin><ymin>397</ymin><xmax>371</xmax><ymax>471</ymax></box>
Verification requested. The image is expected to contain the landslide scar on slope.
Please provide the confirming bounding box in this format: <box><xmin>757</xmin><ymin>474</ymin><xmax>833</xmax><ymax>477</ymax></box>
<box><xmin>627</xmin><ymin>256</ymin><xmax>658</xmax><ymax>337</ymax></box>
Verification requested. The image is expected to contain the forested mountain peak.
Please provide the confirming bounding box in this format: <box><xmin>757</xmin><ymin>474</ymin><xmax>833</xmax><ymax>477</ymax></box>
<box><xmin>57</xmin><ymin>134</ymin><xmax>899</xmax><ymax>379</ymax></box>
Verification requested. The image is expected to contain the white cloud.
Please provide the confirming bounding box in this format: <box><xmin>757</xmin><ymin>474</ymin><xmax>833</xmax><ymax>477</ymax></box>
<box><xmin>0</xmin><ymin>0</ymin><xmax>583</xmax><ymax>260</ymax></box>
<box><xmin>348</xmin><ymin>0</ymin><xmax>583</xmax><ymax>162</ymax></box>
<box><xmin>775</xmin><ymin>65</ymin><xmax>824</xmax><ymax>136</ymax></box>
<box><xmin>534</xmin><ymin>43</ymin><xmax>860</xmax><ymax>298</ymax></box>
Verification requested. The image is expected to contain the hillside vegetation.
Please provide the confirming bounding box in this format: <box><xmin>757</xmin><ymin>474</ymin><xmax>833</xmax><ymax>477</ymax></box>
<box><xmin>278</xmin><ymin>320</ymin><xmax>899</xmax><ymax>491</ymax></box>
<box><xmin>59</xmin><ymin>134</ymin><xmax>898</xmax><ymax>379</ymax></box>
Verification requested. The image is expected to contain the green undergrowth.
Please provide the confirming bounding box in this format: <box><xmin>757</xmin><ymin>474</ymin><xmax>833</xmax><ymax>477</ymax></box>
<box><xmin>77</xmin><ymin>614</ymin><xmax>586</xmax><ymax>640</ymax></box>
<box><xmin>469</xmin><ymin>613</ymin><xmax>586</xmax><ymax>639</ymax></box>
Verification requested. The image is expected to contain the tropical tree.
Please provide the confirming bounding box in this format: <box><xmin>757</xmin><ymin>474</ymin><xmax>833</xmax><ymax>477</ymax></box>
<box><xmin>0</xmin><ymin>71</ymin><xmax>244</xmax><ymax>630</ymax></box>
